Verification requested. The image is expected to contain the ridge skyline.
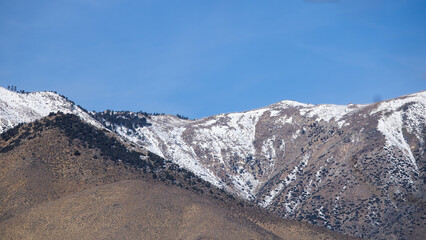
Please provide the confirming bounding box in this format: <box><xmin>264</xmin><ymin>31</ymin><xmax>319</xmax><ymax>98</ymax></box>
<box><xmin>1</xmin><ymin>85</ymin><xmax>424</xmax><ymax>120</ymax></box>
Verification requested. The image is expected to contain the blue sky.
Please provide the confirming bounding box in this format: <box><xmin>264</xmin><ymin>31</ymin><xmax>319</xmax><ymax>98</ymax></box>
<box><xmin>1</xmin><ymin>0</ymin><xmax>425</xmax><ymax>118</ymax></box>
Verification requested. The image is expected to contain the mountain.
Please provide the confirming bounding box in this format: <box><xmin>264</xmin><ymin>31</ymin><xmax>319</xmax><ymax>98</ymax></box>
<box><xmin>0</xmin><ymin>86</ymin><xmax>424</xmax><ymax>239</ymax></box>
<box><xmin>0</xmin><ymin>113</ymin><xmax>354</xmax><ymax>240</ymax></box>
<box><xmin>91</xmin><ymin>91</ymin><xmax>425</xmax><ymax>240</ymax></box>
<box><xmin>0</xmin><ymin>87</ymin><xmax>102</xmax><ymax>133</ymax></box>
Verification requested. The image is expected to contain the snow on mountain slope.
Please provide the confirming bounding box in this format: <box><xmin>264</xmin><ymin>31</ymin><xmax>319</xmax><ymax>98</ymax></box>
<box><xmin>0</xmin><ymin>87</ymin><xmax>102</xmax><ymax>133</ymax></box>
<box><xmin>1</xmin><ymin>86</ymin><xmax>424</xmax><ymax>239</ymax></box>
<box><xmin>96</xmin><ymin>97</ymin><xmax>369</xmax><ymax>198</ymax></box>
<box><xmin>373</xmin><ymin>92</ymin><xmax>426</xmax><ymax>165</ymax></box>
<box><xmin>96</xmin><ymin>93</ymin><xmax>426</xmax><ymax>199</ymax></box>
<box><xmin>93</xmin><ymin>91</ymin><xmax>425</xmax><ymax>240</ymax></box>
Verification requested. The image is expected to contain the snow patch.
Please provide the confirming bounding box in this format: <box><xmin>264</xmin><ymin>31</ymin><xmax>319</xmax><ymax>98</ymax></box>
<box><xmin>261</xmin><ymin>136</ymin><xmax>276</xmax><ymax>160</ymax></box>
<box><xmin>269</xmin><ymin>110</ymin><xmax>280</xmax><ymax>117</ymax></box>
<box><xmin>299</xmin><ymin>104</ymin><xmax>364</xmax><ymax>127</ymax></box>
<box><xmin>259</xmin><ymin>182</ymin><xmax>284</xmax><ymax>208</ymax></box>
<box><xmin>292</xmin><ymin>129</ymin><xmax>301</xmax><ymax>140</ymax></box>
<box><xmin>376</xmin><ymin>109</ymin><xmax>422</xmax><ymax>171</ymax></box>
<box><xmin>276</xmin><ymin>116</ymin><xmax>293</xmax><ymax>125</ymax></box>
<box><xmin>231</xmin><ymin>169</ymin><xmax>260</xmax><ymax>200</ymax></box>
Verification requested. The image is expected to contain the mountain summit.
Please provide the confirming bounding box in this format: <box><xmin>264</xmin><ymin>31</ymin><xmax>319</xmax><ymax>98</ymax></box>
<box><xmin>92</xmin><ymin>91</ymin><xmax>425</xmax><ymax>239</ymax></box>
<box><xmin>0</xmin><ymin>86</ymin><xmax>424</xmax><ymax>239</ymax></box>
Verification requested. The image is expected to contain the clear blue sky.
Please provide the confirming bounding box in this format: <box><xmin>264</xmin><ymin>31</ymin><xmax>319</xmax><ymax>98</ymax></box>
<box><xmin>1</xmin><ymin>0</ymin><xmax>425</xmax><ymax>118</ymax></box>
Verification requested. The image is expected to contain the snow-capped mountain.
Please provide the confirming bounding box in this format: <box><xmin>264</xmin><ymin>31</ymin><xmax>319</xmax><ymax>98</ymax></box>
<box><xmin>0</xmin><ymin>86</ymin><xmax>424</xmax><ymax>239</ymax></box>
<box><xmin>0</xmin><ymin>87</ymin><xmax>102</xmax><ymax>132</ymax></box>
<box><xmin>92</xmin><ymin>91</ymin><xmax>425</xmax><ymax>240</ymax></box>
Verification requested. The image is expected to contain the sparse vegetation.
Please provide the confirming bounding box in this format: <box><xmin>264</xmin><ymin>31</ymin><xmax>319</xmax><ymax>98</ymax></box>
<box><xmin>0</xmin><ymin>112</ymin><xmax>240</xmax><ymax>204</ymax></box>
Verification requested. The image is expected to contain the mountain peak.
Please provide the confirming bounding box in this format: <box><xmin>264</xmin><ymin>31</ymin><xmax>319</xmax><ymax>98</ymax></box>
<box><xmin>0</xmin><ymin>88</ymin><xmax>424</xmax><ymax>239</ymax></box>
<box><xmin>0</xmin><ymin>86</ymin><xmax>102</xmax><ymax>133</ymax></box>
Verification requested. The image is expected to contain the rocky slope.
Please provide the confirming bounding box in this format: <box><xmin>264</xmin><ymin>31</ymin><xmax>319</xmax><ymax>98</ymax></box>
<box><xmin>92</xmin><ymin>91</ymin><xmax>425</xmax><ymax>240</ymax></box>
<box><xmin>0</xmin><ymin>86</ymin><xmax>424</xmax><ymax>239</ymax></box>
<box><xmin>0</xmin><ymin>113</ymin><xmax>354</xmax><ymax>240</ymax></box>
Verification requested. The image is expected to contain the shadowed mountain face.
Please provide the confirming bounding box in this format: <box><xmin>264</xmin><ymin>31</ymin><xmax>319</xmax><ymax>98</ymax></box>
<box><xmin>0</xmin><ymin>86</ymin><xmax>424</xmax><ymax>239</ymax></box>
<box><xmin>0</xmin><ymin>114</ymin><xmax>355</xmax><ymax>240</ymax></box>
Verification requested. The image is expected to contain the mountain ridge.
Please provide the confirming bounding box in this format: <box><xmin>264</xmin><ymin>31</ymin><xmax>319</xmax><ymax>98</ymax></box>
<box><xmin>0</xmin><ymin>112</ymin><xmax>356</xmax><ymax>240</ymax></box>
<box><xmin>86</xmin><ymin>90</ymin><xmax>426</xmax><ymax>239</ymax></box>
<box><xmin>0</xmin><ymin>86</ymin><xmax>424</xmax><ymax>239</ymax></box>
